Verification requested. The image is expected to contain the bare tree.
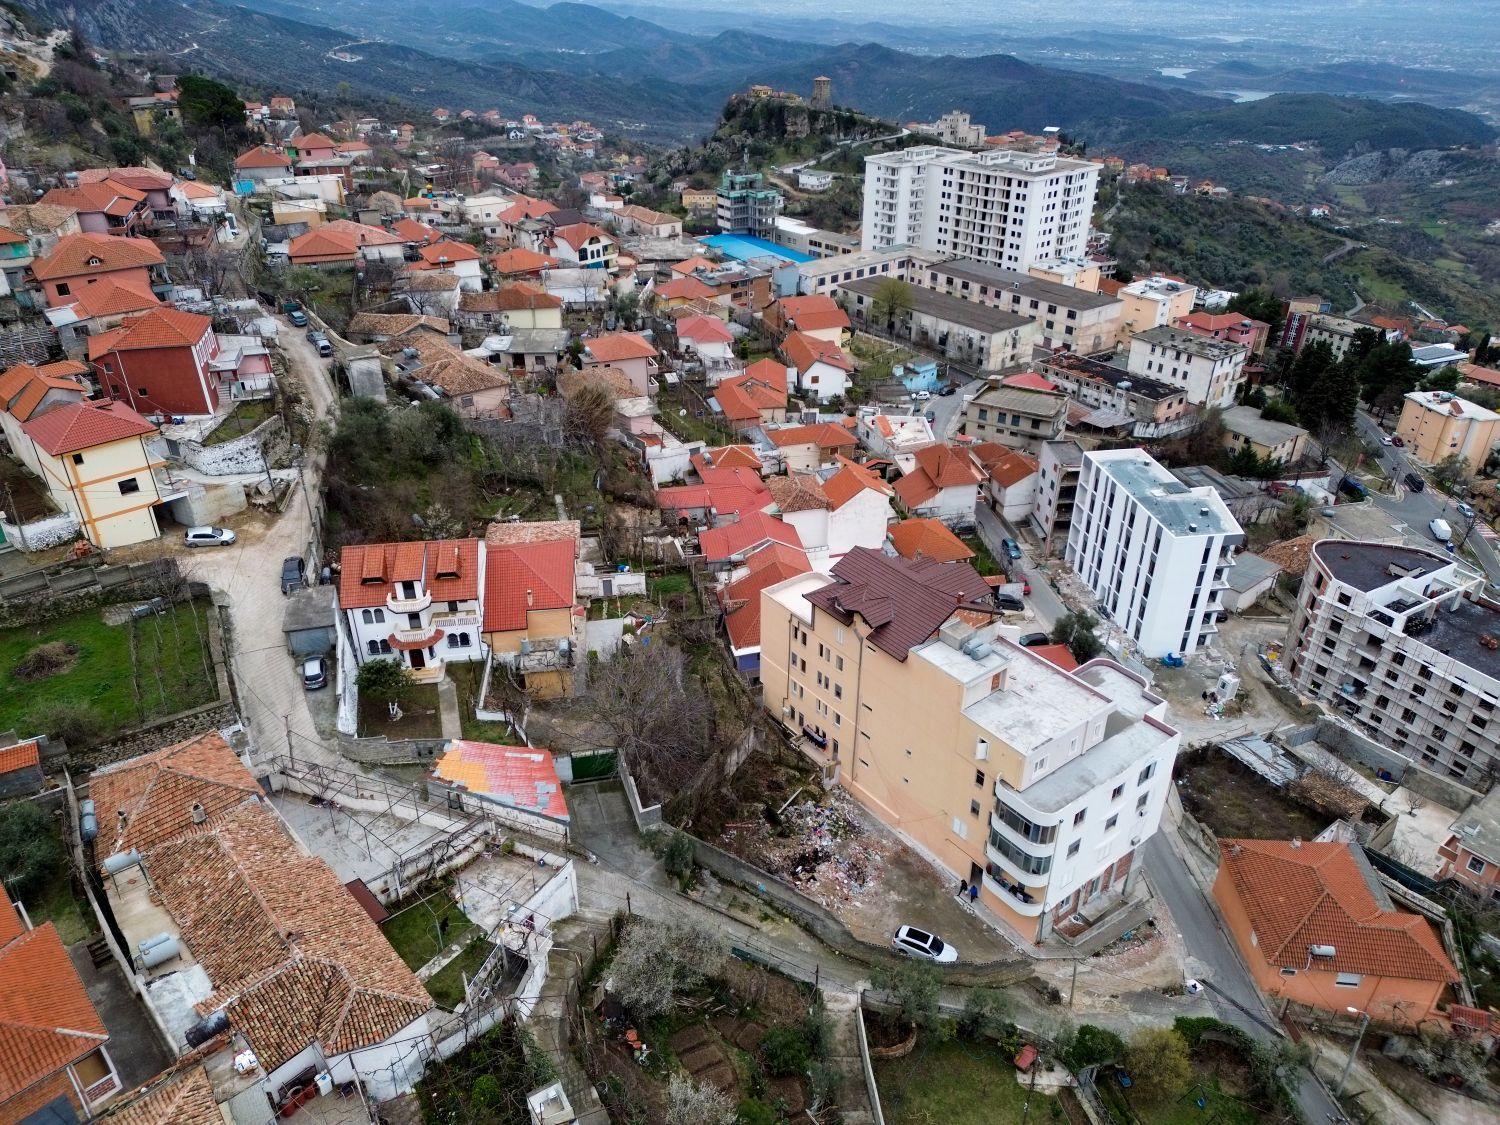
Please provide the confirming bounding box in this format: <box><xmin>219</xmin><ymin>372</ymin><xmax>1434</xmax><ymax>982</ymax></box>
<box><xmin>665</xmin><ymin>1076</ymin><xmax>736</xmax><ymax>1125</ymax></box>
<box><xmin>585</xmin><ymin>644</ymin><xmax>712</xmax><ymax>802</ymax></box>
<box><xmin>609</xmin><ymin>918</ymin><xmax>726</xmax><ymax>1020</ymax></box>
<box><xmin>562</xmin><ymin>377</ymin><xmax>615</xmax><ymax>451</ymax></box>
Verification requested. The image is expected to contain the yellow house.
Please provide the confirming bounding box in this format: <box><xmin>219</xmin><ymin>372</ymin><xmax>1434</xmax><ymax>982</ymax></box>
<box><xmin>1116</xmin><ymin>276</ymin><xmax>1197</xmax><ymax>345</ymax></box>
<box><xmin>457</xmin><ymin>286</ymin><xmax>564</xmax><ymax>332</ymax></box>
<box><xmin>1397</xmin><ymin>390</ymin><xmax>1500</xmax><ymax>474</ymax></box>
<box><xmin>17</xmin><ymin>400</ymin><xmax>167</xmax><ymax>548</ymax></box>
<box><xmin>1027</xmin><ymin>259</ymin><xmax>1101</xmax><ymax>293</ymax></box>
<box><xmin>482</xmin><ymin>522</ymin><xmax>583</xmax><ymax>699</ymax></box>
<box><xmin>759</xmin><ymin>548</ymin><xmax>1181</xmax><ymax>944</ymax></box>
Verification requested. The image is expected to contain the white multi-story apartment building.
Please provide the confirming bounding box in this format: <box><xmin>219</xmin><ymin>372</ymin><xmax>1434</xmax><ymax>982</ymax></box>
<box><xmin>1286</xmin><ymin>540</ymin><xmax>1500</xmax><ymax>786</ymax></box>
<box><xmin>1127</xmin><ymin>325</ymin><xmax>1248</xmax><ymax>408</ymax></box>
<box><xmin>758</xmin><ymin>548</ymin><xmax>1181</xmax><ymax>944</ymax></box>
<box><xmin>338</xmin><ymin>538</ymin><xmax>487</xmax><ymax>682</ymax></box>
<box><xmin>1065</xmin><ymin>449</ymin><xmax>1242</xmax><ymax>658</ymax></box>
<box><xmin>861</xmin><ymin>146</ymin><xmax>1101</xmax><ymax>272</ymax></box>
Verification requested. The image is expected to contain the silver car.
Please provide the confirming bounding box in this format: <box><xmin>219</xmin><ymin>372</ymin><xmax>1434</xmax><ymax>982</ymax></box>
<box><xmin>301</xmin><ymin>656</ymin><xmax>328</xmax><ymax>690</ymax></box>
<box><xmin>184</xmin><ymin>526</ymin><xmax>236</xmax><ymax>547</ymax></box>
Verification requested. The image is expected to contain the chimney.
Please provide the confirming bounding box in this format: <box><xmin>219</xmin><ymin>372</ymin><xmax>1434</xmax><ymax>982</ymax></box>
<box><xmin>190</xmin><ymin>802</ymin><xmax>207</xmax><ymax>824</ymax></box>
<box><xmin>526</xmin><ymin>588</ymin><xmax>534</xmax><ymax>607</ymax></box>
<box><xmin>1290</xmin><ymin>836</ymin><xmax>1302</xmax><ymax>848</ymax></box>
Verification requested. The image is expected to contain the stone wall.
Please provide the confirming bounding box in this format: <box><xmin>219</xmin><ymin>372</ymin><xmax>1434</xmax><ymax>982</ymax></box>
<box><xmin>173</xmin><ymin>415</ymin><xmax>290</xmax><ymax>476</ymax></box>
<box><xmin>0</xmin><ymin>511</ymin><xmax>79</xmax><ymax>552</ymax></box>
<box><xmin>0</xmin><ymin>560</ymin><xmax>195</xmax><ymax>628</ymax></box>
<box><xmin>69</xmin><ymin>701</ymin><xmax>237</xmax><ymax>773</ymax></box>
<box><xmin>1289</xmin><ymin>719</ymin><xmax>1482</xmax><ymax>812</ymax></box>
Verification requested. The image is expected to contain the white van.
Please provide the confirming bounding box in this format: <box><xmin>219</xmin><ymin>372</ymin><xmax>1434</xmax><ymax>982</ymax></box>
<box><xmin>1429</xmin><ymin>518</ymin><xmax>1452</xmax><ymax>543</ymax></box>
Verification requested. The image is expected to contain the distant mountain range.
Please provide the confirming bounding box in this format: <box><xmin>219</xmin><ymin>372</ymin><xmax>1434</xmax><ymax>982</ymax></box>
<box><xmin>16</xmin><ymin>0</ymin><xmax>1496</xmax><ymax>155</ymax></box>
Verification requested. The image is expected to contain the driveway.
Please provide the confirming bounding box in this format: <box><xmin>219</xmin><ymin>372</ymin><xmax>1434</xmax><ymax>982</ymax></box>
<box><xmin>974</xmin><ymin>504</ymin><xmax>1067</xmax><ymax>631</ymax></box>
<box><xmin>176</xmin><ymin>320</ymin><xmax>341</xmax><ymax>768</ymax></box>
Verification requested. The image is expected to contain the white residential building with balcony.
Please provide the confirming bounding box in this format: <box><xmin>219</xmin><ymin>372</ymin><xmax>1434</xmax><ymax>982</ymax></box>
<box><xmin>861</xmin><ymin>146</ymin><xmax>1101</xmax><ymax>272</ymax></box>
<box><xmin>338</xmin><ymin>539</ymin><xmax>487</xmax><ymax>683</ymax></box>
<box><xmin>1065</xmin><ymin>449</ymin><xmax>1243</xmax><ymax>659</ymax></box>
<box><xmin>1127</xmin><ymin>325</ymin><xmax>1248</xmax><ymax>409</ymax></box>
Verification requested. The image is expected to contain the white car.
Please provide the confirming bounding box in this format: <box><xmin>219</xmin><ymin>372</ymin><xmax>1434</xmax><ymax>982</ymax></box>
<box><xmin>184</xmin><ymin>526</ymin><xmax>236</xmax><ymax>548</ymax></box>
<box><xmin>910</xmin><ymin>390</ymin><xmax>932</xmax><ymax>401</ymax></box>
<box><xmin>892</xmin><ymin>924</ymin><xmax>959</xmax><ymax>963</ymax></box>
<box><xmin>1380</xmin><ymin>436</ymin><xmax>1393</xmax><ymax>446</ymax></box>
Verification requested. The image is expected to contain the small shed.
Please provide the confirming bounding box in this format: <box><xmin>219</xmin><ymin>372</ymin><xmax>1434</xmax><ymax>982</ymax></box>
<box><xmin>1222</xmin><ymin>552</ymin><xmax>1282</xmax><ymax>613</ymax></box>
<box><xmin>282</xmin><ymin>585</ymin><xmax>336</xmax><ymax>656</ymax></box>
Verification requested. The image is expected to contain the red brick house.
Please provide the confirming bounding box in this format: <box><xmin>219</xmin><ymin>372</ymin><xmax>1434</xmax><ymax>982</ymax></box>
<box><xmin>29</xmin><ymin>232</ymin><xmax>165</xmax><ymax>311</ymax></box>
<box><xmin>90</xmin><ymin>307</ymin><xmax>269</xmax><ymax>417</ymax></box>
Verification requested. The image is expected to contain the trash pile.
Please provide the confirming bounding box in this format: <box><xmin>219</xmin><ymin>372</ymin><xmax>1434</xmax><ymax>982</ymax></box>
<box><xmin>720</xmin><ymin>790</ymin><xmax>889</xmax><ymax>909</ymax></box>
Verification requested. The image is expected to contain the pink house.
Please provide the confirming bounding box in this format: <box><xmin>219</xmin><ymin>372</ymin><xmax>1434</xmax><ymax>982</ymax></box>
<box><xmin>580</xmin><ymin>332</ymin><xmax>659</xmax><ymax>395</ymax></box>
<box><xmin>1176</xmin><ymin>311</ymin><xmax>1270</xmax><ymax>357</ymax></box>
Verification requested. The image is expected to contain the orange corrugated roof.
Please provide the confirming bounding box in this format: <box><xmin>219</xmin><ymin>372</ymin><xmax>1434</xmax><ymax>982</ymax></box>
<box><xmin>889</xmin><ymin>518</ymin><xmax>974</xmax><ymax>563</ymax></box>
<box><xmin>1218</xmin><ymin>839</ymin><xmax>1459</xmax><ymax>983</ymax></box>
<box><xmin>1031</xmin><ymin>644</ymin><xmax>1078</xmax><ymax>672</ymax></box>
<box><xmin>432</xmin><ymin>741</ymin><xmax>568</xmax><ymax>820</ymax></box>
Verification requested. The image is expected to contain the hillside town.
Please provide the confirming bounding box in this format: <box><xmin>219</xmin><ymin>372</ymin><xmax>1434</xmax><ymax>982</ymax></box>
<box><xmin>3</xmin><ymin>25</ymin><xmax>1500</xmax><ymax>1125</ymax></box>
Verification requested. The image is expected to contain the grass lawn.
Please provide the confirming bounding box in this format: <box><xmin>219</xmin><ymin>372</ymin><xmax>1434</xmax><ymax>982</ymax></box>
<box><xmin>1098</xmin><ymin>1070</ymin><xmax>1258</xmax><ymax>1125</ymax></box>
<box><xmin>358</xmin><ymin>683</ymin><xmax>442</xmax><ymax>738</ymax></box>
<box><xmin>961</xmin><ymin>536</ymin><xmax>1005</xmax><ymax>578</ymax></box>
<box><xmin>425</xmin><ymin>937</ymin><xmax>495</xmax><ymax>1009</ymax></box>
<box><xmin>381</xmin><ymin>895</ymin><xmax>479</xmax><ymax>971</ymax></box>
<box><xmin>875</xmin><ymin>1037</ymin><xmax>1055</xmax><ymax>1124</ymax></box>
<box><xmin>0</xmin><ymin>601</ymin><xmax>217</xmax><ymax>747</ymax></box>
<box><xmin>647</xmin><ymin>569</ymin><xmax>692</xmax><ymax>601</ymax></box>
<box><xmin>447</xmin><ymin>662</ymin><xmax>519</xmax><ymax>743</ymax></box>
<box><xmin>201</xmin><ymin>398</ymin><xmax>277</xmax><ymax>446</ymax></box>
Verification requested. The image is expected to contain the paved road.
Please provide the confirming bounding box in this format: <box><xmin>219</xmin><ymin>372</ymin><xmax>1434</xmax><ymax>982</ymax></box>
<box><xmin>974</xmin><ymin>503</ymin><xmax>1067</xmax><ymax>632</ymax></box>
<box><xmin>1144</xmin><ymin>834</ymin><xmax>1347</xmax><ymax>1124</ymax></box>
<box><xmin>184</xmin><ymin>320</ymin><xmax>341</xmax><ymax>767</ymax></box>
<box><xmin>1353</xmin><ymin>412</ymin><xmax>1500</xmax><ymax>584</ymax></box>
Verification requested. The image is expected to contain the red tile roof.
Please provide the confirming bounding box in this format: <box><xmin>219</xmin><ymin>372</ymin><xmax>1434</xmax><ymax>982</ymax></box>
<box><xmin>31</xmin><ymin>232</ymin><xmax>164</xmax><ymax>281</ymax></box>
<box><xmin>293</xmin><ymin>131</ymin><xmax>336</xmax><ymax>149</ymax></box>
<box><xmin>894</xmin><ymin>444</ymin><xmax>982</xmax><ymax>508</ymax></box>
<box><xmin>701</xmin><ymin>445</ymin><xmax>763</xmax><ymax>471</ymax></box>
<box><xmin>1001</xmin><ymin>371</ymin><xmax>1058</xmax><ymax>393</ymax></box>
<box><xmin>768</xmin><ymin>472</ymin><xmax>830</xmax><ymax>513</ymax></box>
<box><xmin>1030</xmin><ymin>644</ymin><xmax>1079</xmax><ymax>672</ymax></box>
<box><xmin>583</xmin><ymin>332</ymin><xmax>656</xmax><ymax>363</ymax></box>
<box><xmin>107</xmin><ymin>1066</ymin><xmax>220</xmax><ymax>1125</ymax></box>
<box><xmin>970</xmin><ymin>443</ymin><xmax>1039</xmax><ymax>488</ymax></box>
<box><xmin>806</xmin><ymin>547</ymin><xmax>991</xmax><ymax>660</ymax></box>
<box><xmin>0</xmin><ymin>227</ymin><xmax>27</xmax><ymax>246</ymax></box>
<box><xmin>659</xmin><ymin>464</ymin><xmax>772</xmax><ymax>519</ymax></box>
<box><xmin>776</xmin><ymin>294</ymin><xmax>851</xmax><ymax>334</ymax></box>
<box><xmin>715</xmin><ymin>371</ymin><xmax>786</xmax><ymax>423</ymax></box>
<box><xmin>1218</xmin><ymin>839</ymin><xmax>1459</xmax><ymax>983</ymax></box>
<box><xmin>671</xmin><ymin>256</ymin><xmax>718</xmax><ymax>276</ymax></box>
<box><xmin>497</xmin><ymin>195</ymin><xmax>557</xmax><ymax>225</ymax></box>
<box><xmin>288</xmin><ymin>219</ymin><xmax>404</xmax><ymax>262</ymax></box>
<box><xmin>490</xmin><ymin>247</ymin><xmax>558</xmax><ymax>274</ymax></box>
<box><xmin>432</xmin><ymin>741</ymin><xmax>568</xmax><ymax>820</ymax></box>
<box><xmin>86</xmin><ymin>307</ymin><xmax>210</xmax><ymax>357</ymax></box>
<box><xmin>0</xmin><ymin>364</ymin><xmax>87</xmax><ymax>422</ymax></box>
<box><xmin>416</xmin><ymin>240</ymin><xmax>482</xmax><ymax>266</ymax></box>
<box><xmin>551</xmin><ymin>222</ymin><xmax>612</xmax><ymax>251</ymax></box>
<box><xmin>338</xmin><ymin>538</ymin><xmax>483</xmax><ymax>610</ymax></box>
<box><xmin>234</xmin><ymin>144</ymin><xmax>293</xmax><ymax>169</ymax></box>
<box><xmin>655</xmin><ymin>275</ymin><xmax>718</xmax><ymax>302</ymax></box>
<box><xmin>389</xmin><ymin>217</ymin><xmax>441</xmax><ymax>245</ymax></box>
<box><xmin>676</xmin><ymin>314</ymin><xmax>734</xmax><ymax>344</ymax></box>
<box><xmin>889</xmin><ymin>518</ymin><xmax>975</xmax><ymax>563</ymax></box>
<box><xmin>40</xmin><ymin>179</ymin><xmax>146</xmax><ymax>218</ymax></box>
<box><xmin>22</xmin><ymin>399</ymin><xmax>155</xmax><ymax>456</ymax></box>
<box><xmin>766</xmin><ymin>422</ymin><xmax>857</xmax><ymax>451</ymax></box>
<box><xmin>782</xmin><ymin>331</ymin><xmax>852</xmax><ymax>374</ymax></box>
<box><xmin>70</xmin><ymin>278</ymin><xmax>161</xmax><ymax>319</ymax></box>
<box><xmin>722</xmin><ymin>544</ymin><xmax>812</xmax><ymax>651</ymax></box>
<box><xmin>0</xmin><ymin>886</ymin><xmax>108</xmax><ymax>1105</ymax></box>
<box><xmin>699</xmin><ymin>511</ymin><xmax>802</xmax><ymax>563</ymax></box>
<box><xmin>482</xmin><ymin>539</ymin><xmax>576</xmax><ymax>633</ymax></box>
<box><xmin>0</xmin><ymin>740</ymin><xmax>40</xmax><ymax>775</ymax></box>
<box><xmin>743</xmin><ymin>357</ymin><xmax>789</xmax><ymax>393</ymax></box>
<box><xmin>820</xmin><ymin>458</ymin><xmax>892</xmax><ymax>510</ymax></box>
<box><xmin>460</xmin><ymin>284</ymin><xmax>563</xmax><ymax>313</ymax></box>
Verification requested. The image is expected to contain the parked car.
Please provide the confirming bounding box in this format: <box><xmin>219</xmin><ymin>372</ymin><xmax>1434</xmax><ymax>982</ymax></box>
<box><xmin>924</xmin><ymin>409</ymin><xmax>936</xmax><ymax>423</ymax></box>
<box><xmin>301</xmin><ymin>655</ymin><xmax>328</xmax><ymax>690</ymax></box>
<box><xmin>310</xmin><ymin>331</ymin><xmax>332</xmax><ymax>357</ymax></box>
<box><xmin>910</xmin><ymin>390</ymin><xmax>932</xmax><ymax>401</ymax></box>
<box><xmin>1457</xmin><ymin>502</ymin><xmax>1476</xmax><ymax>521</ymax></box>
<box><xmin>1338</xmin><ymin>477</ymin><xmax>1368</xmax><ymax>500</ymax></box>
<box><xmin>280</xmin><ymin>556</ymin><xmax>307</xmax><ymax>594</ymax></box>
<box><xmin>184</xmin><ymin>526</ymin><xmax>236</xmax><ymax>548</ymax></box>
<box><xmin>892</xmin><ymin>925</ymin><xmax>958</xmax><ymax>964</ymax></box>
<box><xmin>1429</xmin><ymin>518</ymin><xmax>1452</xmax><ymax>543</ymax></box>
<box><xmin>305</xmin><ymin>326</ymin><xmax>319</xmax><ymax>342</ymax></box>
<box><xmin>1392</xmin><ymin>435</ymin><xmax>1405</xmax><ymax>447</ymax></box>
<box><xmin>1380</xmin><ymin>435</ymin><xmax>1393</xmax><ymax>446</ymax></box>
<box><xmin>178</xmin><ymin>166</ymin><xmax>197</xmax><ymax>181</ymax></box>
<box><xmin>1404</xmin><ymin>471</ymin><xmax>1425</xmax><ymax>493</ymax></box>
<box><xmin>1001</xmin><ymin>537</ymin><xmax>1022</xmax><ymax>561</ymax></box>
<box><xmin>1018</xmin><ymin>632</ymin><xmax>1050</xmax><ymax>647</ymax></box>
<box><xmin>937</xmin><ymin>384</ymin><xmax>957</xmax><ymax>397</ymax></box>
<box><xmin>288</xmin><ymin>309</ymin><xmax>308</xmax><ymax>327</ymax></box>
<box><xmin>994</xmin><ymin>593</ymin><xmax>1026</xmax><ymax>613</ymax></box>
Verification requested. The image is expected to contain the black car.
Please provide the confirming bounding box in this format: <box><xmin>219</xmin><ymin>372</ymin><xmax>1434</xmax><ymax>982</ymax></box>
<box><xmin>280</xmin><ymin>556</ymin><xmax>307</xmax><ymax>595</ymax></box>
<box><xmin>994</xmin><ymin>593</ymin><xmax>1025</xmax><ymax>613</ymax></box>
<box><xmin>1018</xmin><ymin>632</ymin><xmax>1050</xmax><ymax>647</ymax></box>
<box><xmin>1404</xmin><ymin>472</ymin><xmax>1425</xmax><ymax>493</ymax></box>
<box><xmin>937</xmin><ymin>384</ymin><xmax>957</xmax><ymax>397</ymax></box>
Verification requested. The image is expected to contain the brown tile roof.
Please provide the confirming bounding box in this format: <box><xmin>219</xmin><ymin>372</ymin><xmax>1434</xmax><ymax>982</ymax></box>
<box><xmin>22</xmin><ymin>400</ymin><xmax>156</xmax><ymax>457</ymax></box>
<box><xmin>782</xmin><ymin>331</ymin><xmax>852</xmax><ymax>374</ymax></box>
<box><xmin>558</xmin><ymin>366</ymin><xmax>637</xmax><ymax>401</ymax></box>
<box><xmin>0</xmin><ymin>887</ymin><xmax>108</xmax><ymax>1104</ymax></box>
<box><xmin>768</xmin><ymin>472</ymin><xmax>830</xmax><ymax>513</ymax></box>
<box><xmin>400</xmin><ymin>269</ymin><xmax>462</xmax><ymax>293</ymax></box>
<box><xmin>889</xmin><ymin>518</ymin><xmax>975</xmax><ymax>563</ymax></box>
<box><xmin>1258</xmin><ymin>534</ymin><xmax>1316</xmax><ymax>578</ymax></box>
<box><xmin>88</xmin><ymin>730</ymin><xmax>262</xmax><ymax>858</ymax></box>
<box><xmin>485</xmin><ymin>519</ymin><xmax>581</xmax><ymax>547</ymax></box>
<box><xmin>378</xmin><ymin>335</ymin><xmax>507</xmax><ymax>397</ymax></box>
<box><xmin>459</xmin><ymin>284</ymin><xmax>563</xmax><ymax>313</ymax></box>
<box><xmin>970</xmin><ymin>443</ymin><xmax>1038</xmax><ymax>488</ymax></box>
<box><xmin>766</xmin><ymin>422</ymin><xmax>857</xmax><ymax>451</ymax></box>
<box><xmin>338</xmin><ymin>538</ymin><xmax>482</xmax><ymax>610</ymax></box>
<box><xmin>106</xmin><ymin>1065</ymin><xmax>219</xmax><ymax>1124</ymax></box>
<box><xmin>583</xmin><ymin>332</ymin><xmax>656</xmax><ymax>363</ymax></box>
<box><xmin>347</xmin><ymin>312</ymin><xmax>451</xmax><ymax>339</ymax></box>
<box><xmin>2</xmin><ymin>203</ymin><xmax>78</xmax><ymax>236</ymax></box>
<box><xmin>31</xmin><ymin>232</ymin><xmax>164</xmax><ymax>281</ymax></box>
<box><xmin>146</xmin><ymin>802</ymin><xmax>430</xmax><ymax>1069</ymax></box>
<box><xmin>1218</xmin><ymin>839</ymin><xmax>1459</xmax><ymax>983</ymax></box>
<box><xmin>805</xmin><ymin>547</ymin><xmax>991</xmax><ymax>660</ymax></box>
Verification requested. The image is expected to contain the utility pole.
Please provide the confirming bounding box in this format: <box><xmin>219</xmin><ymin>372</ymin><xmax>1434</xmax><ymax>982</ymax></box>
<box><xmin>1335</xmin><ymin>1007</ymin><xmax>1371</xmax><ymax>1099</ymax></box>
<box><xmin>2</xmin><ymin>482</ymin><xmax>29</xmax><ymax>551</ymax></box>
<box><xmin>1068</xmin><ymin>958</ymin><xmax>1079</xmax><ymax>1009</ymax></box>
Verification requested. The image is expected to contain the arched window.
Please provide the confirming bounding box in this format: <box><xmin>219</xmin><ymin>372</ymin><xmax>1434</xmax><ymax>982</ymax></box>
<box><xmin>367</xmin><ymin>639</ymin><xmax>380</xmax><ymax>655</ymax></box>
<box><xmin>447</xmin><ymin>633</ymin><xmax>461</xmax><ymax>649</ymax></box>
<box><xmin>459</xmin><ymin>632</ymin><xmax>471</xmax><ymax>647</ymax></box>
<box><xmin>373</xmin><ymin>608</ymin><xmax>386</xmax><ymax>623</ymax></box>
<box><xmin>361</xmin><ymin>609</ymin><xmax>374</xmax><ymax>624</ymax></box>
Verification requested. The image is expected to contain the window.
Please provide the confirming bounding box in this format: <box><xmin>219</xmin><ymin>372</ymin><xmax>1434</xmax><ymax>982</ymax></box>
<box><xmin>970</xmin><ymin>800</ymin><xmax>981</xmax><ymax>817</ymax></box>
<box><xmin>1136</xmin><ymin>792</ymin><xmax>1150</xmax><ymax>812</ymax></box>
<box><xmin>55</xmin><ymin>282</ymin><xmax>70</xmax><ymax>296</ymax></box>
<box><xmin>1105</xmin><ymin>814</ymin><xmax>1118</xmax><ymax>832</ymax></box>
<box><xmin>975</xmin><ymin>770</ymin><xmax>986</xmax><ymax>788</ymax></box>
<box><xmin>1072</xmin><ymin>809</ymin><xmax>1086</xmax><ymax>827</ymax></box>
<box><xmin>976</xmin><ymin>738</ymin><xmax>988</xmax><ymax>760</ymax></box>
<box><xmin>118</xmin><ymin>477</ymin><xmax>140</xmax><ymax>495</ymax></box>
<box><xmin>1067</xmin><ymin>841</ymin><xmax>1080</xmax><ymax>858</ymax></box>
<box><xmin>1034</xmin><ymin>756</ymin><xmax>1047</xmax><ymax>773</ymax></box>
<box><xmin>952</xmin><ymin>817</ymin><xmax>967</xmax><ymax>839</ymax></box>
<box><xmin>361</xmin><ymin>609</ymin><xmax>374</xmax><ymax>624</ymax></box>
<box><xmin>71</xmin><ymin>453</ymin><xmax>84</xmax><ymax>465</ymax></box>
<box><xmin>1469</xmin><ymin>856</ymin><xmax>1487</xmax><ymax>875</ymax></box>
<box><xmin>1111</xmin><ymin>784</ymin><xmax>1124</xmax><ymax>801</ymax></box>
<box><xmin>1334</xmin><ymin>973</ymin><xmax>1363</xmax><ymax>988</ymax></box>
<box><xmin>1137</xmin><ymin>762</ymin><xmax>1156</xmax><ymax>785</ymax></box>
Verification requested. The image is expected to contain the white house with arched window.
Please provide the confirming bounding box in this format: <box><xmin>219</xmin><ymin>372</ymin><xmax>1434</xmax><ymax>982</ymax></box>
<box><xmin>337</xmin><ymin>539</ymin><xmax>487</xmax><ymax>683</ymax></box>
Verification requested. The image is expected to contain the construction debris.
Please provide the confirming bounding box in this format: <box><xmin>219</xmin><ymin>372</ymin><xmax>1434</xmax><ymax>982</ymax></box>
<box><xmin>719</xmin><ymin>789</ymin><xmax>889</xmax><ymax>910</ymax></box>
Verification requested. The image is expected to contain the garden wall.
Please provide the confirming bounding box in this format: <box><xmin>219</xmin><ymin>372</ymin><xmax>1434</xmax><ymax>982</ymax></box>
<box><xmin>1287</xmin><ymin>719</ymin><xmax>1481</xmax><ymax>812</ymax></box>
<box><xmin>0</xmin><ymin>511</ymin><xmax>78</xmax><ymax>553</ymax></box>
<box><xmin>173</xmin><ymin>414</ymin><xmax>289</xmax><ymax>476</ymax></box>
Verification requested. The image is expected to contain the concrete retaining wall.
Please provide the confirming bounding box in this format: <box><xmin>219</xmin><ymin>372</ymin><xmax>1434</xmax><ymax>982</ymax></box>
<box><xmin>1289</xmin><ymin>719</ymin><xmax>1481</xmax><ymax>812</ymax></box>
<box><xmin>174</xmin><ymin>415</ymin><xmax>289</xmax><ymax>476</ymax></box>
<box><xmin>619</xmin><ymin>758</ymin><xmax>662</xmax><ymax>830</ymax></box>
<box><xmin>0</xmin><ymin>511</ymin><xmax>79</xmax><ymax>552</ymax></box>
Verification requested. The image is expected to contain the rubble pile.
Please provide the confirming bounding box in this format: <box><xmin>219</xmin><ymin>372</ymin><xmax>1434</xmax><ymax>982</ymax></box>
<box><xmin>720</xmin><ymin>790</ymin><xmax>890</xmax><ymax>909</ymax></box>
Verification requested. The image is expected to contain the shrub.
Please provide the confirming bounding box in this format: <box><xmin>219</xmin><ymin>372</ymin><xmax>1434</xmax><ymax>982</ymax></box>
<box><xmin>356</xmin><ymin>658</ymin><xmax>415</xmax><ymax>706</ymax></box>
<box><xmin>958</xmin><ymin>989</ymin><xmax>1009</xmax><ymax>1039</ymax></box>
<box><xmin>1065</xmin><ymin>1024</ymin><xmax>1125</xmax><ymax>1070</ymax></box>
<box><xmin>1124</xmin><ymin>1027</ymin><xmax>1192</xmax><ymax>1096</ymax></box>
<box><xmin>665</xmin><ymin>1075</ymin><xmax>736</xmax><ymax>1125</ymax></box>
<box><xmin>609</xmin><ymin>918</ymin><xmax>725</xmax><ymax>1019</ymax></box>
<box><xmin>31</xmin><ymin>700</ymin><xmax>103</xmax><ymax>747</ymax></box>
<box><xmin>663</xmin><ymin>830</ymin><xmax>696</xmax><ymax>878</ymax></box>
<box><xmin>0</xmin><ymin>802</ymin><xmax>65</xmax><ymax>903</ymax></box>
<box><xmin>760</xmin><ymin>1025</ymin><xmax>811</xmax><ymax>1077</ymax></box>
<box><xmin>470</xmin><ymin>1074</ymin><xmax>501</xmax><ymax>1109</ymax></box>
<box><xmin>737</xmin><ymin>1098</ymin><xmax>777</xmax><ymax>1125</ymax></box>
<box><xmin>874</xmin><ymin>960</ymin><xmax>943</xmax><ymax>1033</ymax></box>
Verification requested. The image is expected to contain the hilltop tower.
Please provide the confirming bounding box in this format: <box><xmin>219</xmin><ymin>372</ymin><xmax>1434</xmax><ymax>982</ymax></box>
<box><xmin>810</xmin><ymin>75</ymin><xmax>832</xmax><ymax>109</ymax></box>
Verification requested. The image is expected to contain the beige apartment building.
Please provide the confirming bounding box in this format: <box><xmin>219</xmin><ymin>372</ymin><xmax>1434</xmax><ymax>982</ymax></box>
<box><xmin>759</xmin><ymin>548</ymin><xmax>1181</xmax><ymax>943</ymax></box>
<box><xmin>1116</xmin><ymin>276</ymin><xmax>1197</xmax><ymax>344</ymax></box>
<box><xmin>1396</xmin><ymin>390</ymin><xmax>1500</xmax><ymax>474</ymax></box>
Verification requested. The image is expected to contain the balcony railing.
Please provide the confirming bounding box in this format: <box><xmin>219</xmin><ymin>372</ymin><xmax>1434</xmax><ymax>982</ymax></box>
<box><xmin>387</xmin><ymin>589</ymin><xmax>432</xmax><ymax>614</ymax></box>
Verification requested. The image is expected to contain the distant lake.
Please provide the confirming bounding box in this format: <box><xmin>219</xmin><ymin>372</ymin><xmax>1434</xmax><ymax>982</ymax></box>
<box><xmin>1158</xmin><ymin>67</ymin><xmax>1197</xmax><ymax>79</ymax></box>
<box><xmin>1220</xmin><ymin>89</ymin><xmax>1275</xmax><ymax>102</ymax></box>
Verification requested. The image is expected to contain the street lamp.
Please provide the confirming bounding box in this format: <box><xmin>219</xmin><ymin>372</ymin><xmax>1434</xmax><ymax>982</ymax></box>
<box><xmin>1334</xmin><ymin>1006</ymin><xmax>1371</xmax><ymax>1098</ymax></box>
